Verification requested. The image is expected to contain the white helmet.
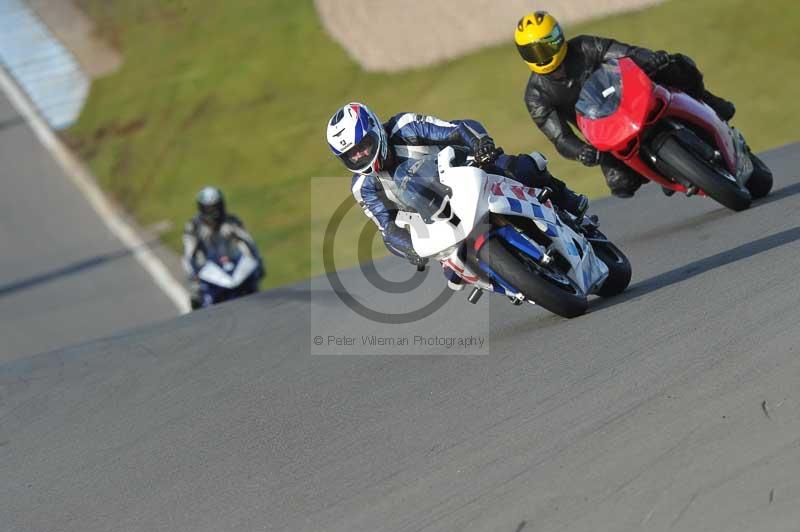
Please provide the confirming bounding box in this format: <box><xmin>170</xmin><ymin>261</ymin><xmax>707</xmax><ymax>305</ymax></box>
<box><xmin>196</xmin><ymin>186</ymin><xmax>225</xmax><ymax>225</ymax></box>
<box><xmin>326</xmin><ymin>102</ymin><xmax>387</xmax><ymax>174</ymax></box>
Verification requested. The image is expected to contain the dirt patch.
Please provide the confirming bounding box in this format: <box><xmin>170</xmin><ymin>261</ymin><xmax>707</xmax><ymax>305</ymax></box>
<box><xmin>315</xmin><ymin>0</ymin><xmax>663</xmax><ymax>72</ymax></box>
<box><xmin>26</xmin><ymin>0</ymin><xmax>121</xmax><ymax>78</ymax></box>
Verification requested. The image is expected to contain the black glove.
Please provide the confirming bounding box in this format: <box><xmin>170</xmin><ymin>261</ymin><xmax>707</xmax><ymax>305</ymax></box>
<box><xmin>646</xmin><ymin>50</ymin><xmax>672</xmax><ymax>75</ymax></box>
<box><xmin>577</xmin><ymin>144</ymin><xmax>602</xmax><ymax>167</ymax></box>
<box><xmin>474</xmin><ymin>136</ymin><xmax>502</xmax><ymax>167</ymax></box>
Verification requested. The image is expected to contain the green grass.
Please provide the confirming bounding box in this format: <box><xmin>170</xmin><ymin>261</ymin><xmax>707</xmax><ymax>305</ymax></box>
<box><xmin>68</xmin><ymin>0</ymin><xmax>800</xmax><ymax>287</ymax></box>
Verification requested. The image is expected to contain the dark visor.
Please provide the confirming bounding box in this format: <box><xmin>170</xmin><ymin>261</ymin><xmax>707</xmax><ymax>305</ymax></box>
<box><xmin>517</xmin><ymin>26</ymin><xmax>564</xmax><ymax>65</ymax></box>
<box><xmin>199</xmin><ymin>203</ymin><xmax>223</xmax><ymax>221</ymax></box>
<box><xmin>340</xmin><ymin>131</ymin><xmax>379</xmax><ymax>172</ymax></box>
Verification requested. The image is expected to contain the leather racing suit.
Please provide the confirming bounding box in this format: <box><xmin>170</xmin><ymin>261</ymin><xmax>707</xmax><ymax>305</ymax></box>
<box><xmin>351</xmin><ymin>112</ymin><xmax>582</xmax><ymax>287</ymax></box>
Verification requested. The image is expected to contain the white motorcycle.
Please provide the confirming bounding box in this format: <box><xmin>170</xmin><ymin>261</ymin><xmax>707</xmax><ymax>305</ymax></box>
<box><xmin>195</xmin><ymin>234</ymin><xmax>262</xmax><ymax>308</ymax></box>
<box><xmin>389</xmin><ymin>147</ymin><xmax>631</xmax><ymax>318</ymax></box>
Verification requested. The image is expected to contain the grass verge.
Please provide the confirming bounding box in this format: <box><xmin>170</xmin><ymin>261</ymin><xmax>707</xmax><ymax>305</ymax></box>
<box><xmin>68</xmin><ymin>0</ymin><xmax>800</xmax><ymax>287</ymax></box>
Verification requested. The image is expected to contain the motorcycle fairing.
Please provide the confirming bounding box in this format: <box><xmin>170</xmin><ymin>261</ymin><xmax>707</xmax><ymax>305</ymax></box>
<box><xmin>576</xmin><ymin>58</ymin><xmax>653</xmax><ymax>152</ymax></box>
<box><xmin>484</xmin><ymin>177</ymin><xmax>608</xmax><ymax>295</ymax></box>
<box><xmin>486</xmin><ymin>178</ymin><xmax>561</xmax><ymax>237</ymax></box>
<box><xmin>395</xmin><ymin>151</ymin><xmax>488</xmax><ymax>258</ymax></box>
<box><xmin>577</xmin><ymin>57</ymin><xmax>754</xmax><ymax>193</ymax></box>
<box><xmin>198</xmin><ymin>254</ymin><xmax>259</xmax><ymax>289</ymax></box>
<box><xmin>395</xmin><ymin>147</ymin><xmax>608</xmax><ymax>297</ymax></box>
<box><xmin>664</xmin><ymin>92</ymin><xmax>751</xmax><ymax>181</ymax></box>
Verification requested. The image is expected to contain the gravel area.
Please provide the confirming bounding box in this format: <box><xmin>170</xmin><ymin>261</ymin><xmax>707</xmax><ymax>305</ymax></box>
<box><xmin>26</xmin><ymin>0</ymin><xmax>121</xmax><ymax>78</ymax></box>
<box><xmin>315</xmin><ymin>0</ymin><xmax>663</xmax><ymax>72</ymax></box>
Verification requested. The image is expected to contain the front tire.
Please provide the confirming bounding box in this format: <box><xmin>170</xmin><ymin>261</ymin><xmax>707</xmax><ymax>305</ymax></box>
<box><xmin>478</xmin><ymin>238</ymin><xmax>588</xmax><ymax>318</ymax></box>
<box><xmin>656</xmin><ymin>136</ymin><xmax>751</xmax><ymax>211</ymax></box>
<box><xmin>746</xmin><ymin>153</ymin><xmax>773</xmax><ymax>199</ymax></box>
<box><xmin>590</xmin><ymin>237</ymin><xmax>632</xmax><ymax>297</ymax></box>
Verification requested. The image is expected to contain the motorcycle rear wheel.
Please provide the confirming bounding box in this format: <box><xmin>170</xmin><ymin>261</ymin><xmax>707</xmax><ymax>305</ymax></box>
<box><xmin>656</xmin><ymin>136</ymin><xmax>751</xmax><ymax>211</ymax></box>
<box><xmin>478</xmin><ymin>238</ymin><xmax>588</xmax><ymax>318</ymax></box>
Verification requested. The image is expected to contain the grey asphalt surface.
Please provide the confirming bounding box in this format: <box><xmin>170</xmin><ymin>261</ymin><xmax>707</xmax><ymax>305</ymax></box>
<box><xmin>2</xmin><ymin>143</ymin><xmax>800</xmax><ymax>531</ymax></box>
<box><xmin>0</xmin><ymin>93</ymin><xmax>179</xmax><ymax>362</ymax></box>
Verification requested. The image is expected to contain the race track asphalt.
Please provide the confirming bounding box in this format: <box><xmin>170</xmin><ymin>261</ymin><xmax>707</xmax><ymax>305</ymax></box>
<box><xmin>1</xmin><ymin>143</ymin><xmax>799</xmax><ymax>531</ymax></box>
<box><xmin>0</xmin><ymin>93</ymin><xmax>179</xmax><ymax>363</ymax></box>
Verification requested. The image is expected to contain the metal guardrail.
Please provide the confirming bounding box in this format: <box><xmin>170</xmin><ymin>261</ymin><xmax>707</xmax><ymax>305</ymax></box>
<box><xmin>0</xmin><ymin>0</ymin><xmax>89</xmax><ymax>129</ymax></box>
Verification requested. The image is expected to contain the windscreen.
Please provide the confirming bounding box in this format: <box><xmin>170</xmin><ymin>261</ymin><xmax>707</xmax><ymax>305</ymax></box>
<box><xmin>391</xmin><ymin>158</ymin><xmax>453</xmax><ymax>223</ymax></box>
<box><xmin>205</xmin><ymin>233</ymin><xmax>242</xmax><ymax>264</ymax></box>
<box><xmin>575</xmin><ymin>60</ymin><xmax>623</xmax><ymax>120</ymax></box>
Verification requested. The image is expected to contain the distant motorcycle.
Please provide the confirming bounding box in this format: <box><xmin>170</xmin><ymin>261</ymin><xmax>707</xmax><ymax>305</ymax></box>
<box><xmin>390</xmin><ymin>147</ymin><xmax>631</xmax><ymax>318</ymax></box>
<box><xmin>195</xmin><ymin>234</ymin><xmax>261</xmax><ymax>308</ymax></box>
<box><xmin>576</xmin><ymin>57</ymin><xmax>772</xmax><ymax>211</ymax></box>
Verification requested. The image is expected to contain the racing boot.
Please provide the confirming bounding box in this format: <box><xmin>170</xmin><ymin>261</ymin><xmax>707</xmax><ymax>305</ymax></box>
<box><xmin>557</xmin><ymin>188</ymin><xmax>589</xmax><ymax>221</ymax></box>
<box><xmin>702</xmin><ymin>90</ymin><xmax>736</xmax><ymax>122</ymax></box>
<box><xmin>547</xmin><ymin>177</ymin><xmax>589</xmax><ymax>221</ymax></box>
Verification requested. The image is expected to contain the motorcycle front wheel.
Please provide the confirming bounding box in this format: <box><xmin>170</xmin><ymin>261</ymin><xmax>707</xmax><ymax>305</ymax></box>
<box><xmin>478</xmin><ymin>238</ymin><xmax>588</xmax><ymax>318</ymax></box>
<box><xmin>746</xmin><ymin>153</ymin><xmax>773</xmax><ymax>199</ymax></box>
<box><xmin>591</xmin><ymin>237</ymin><xmax>632</xmax><ymax>297</ymax></box>
<box><xmin>655</xmin><ymin>136</ymin><xmax>751</xmax><ymax>211</ymax></box>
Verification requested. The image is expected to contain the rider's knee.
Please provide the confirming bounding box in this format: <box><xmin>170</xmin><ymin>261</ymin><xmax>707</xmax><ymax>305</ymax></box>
<box><xmin>603</xmin><ymin>165</ymin><xmax>646</xmax><ymax>198</ymax></box>
<box><xmin>506</xmin><ymin>153</ymin><xmax>554</xmax><ymax>188</ymax></box>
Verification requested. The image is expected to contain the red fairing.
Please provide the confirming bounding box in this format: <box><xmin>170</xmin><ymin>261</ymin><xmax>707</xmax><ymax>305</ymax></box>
<box><xmin>663</xmin><ymin>91</ymin><xmax>738</xmax><ymax>172</ymax></box>
<box><xmin>576</xmin><ymin>57</ymin><xmax>740</xmax><ymax>194</ymax></box>
<box><xmin>576</xmin><ymin>58</ymin><xmax>654</xmax><ymax>152</ymax></box>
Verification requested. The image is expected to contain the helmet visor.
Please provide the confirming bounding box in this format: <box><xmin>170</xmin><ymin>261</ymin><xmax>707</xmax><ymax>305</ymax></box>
<box><xmin>340</xmin><ymin>131</ymin><xmax>379</xmax><ymax>172</ymax></box>
<box><xmin>517</xmin><ymin>26</ymin><xmax>565</xmax><ymax>66</ymax></box>
<box><xmin>199</xmin><ymin>202</ymin><xmax>223</xmax><ymax>224</ymax></box>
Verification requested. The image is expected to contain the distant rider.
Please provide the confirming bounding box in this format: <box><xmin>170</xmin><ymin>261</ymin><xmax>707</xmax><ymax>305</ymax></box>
<box><xmin>514</xmin><ymin>11</ymin><xmax>739</xmax><ymax>198</ymax></box>
<box><xmin>182</xmin><ymin>186</ymin><xmax>264</xmax><ymax>309</ymax></box>
<box><xmin>325</xmin><ymin>102</ymin><xmax>589</xmax><ymax>288</ymax></box>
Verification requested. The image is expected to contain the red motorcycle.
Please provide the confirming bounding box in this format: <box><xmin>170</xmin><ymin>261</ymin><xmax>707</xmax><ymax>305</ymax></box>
<box><xmin>576</xmin><ymin>57</ymin><xmax>772</xmax><ymax>211</ymax></box>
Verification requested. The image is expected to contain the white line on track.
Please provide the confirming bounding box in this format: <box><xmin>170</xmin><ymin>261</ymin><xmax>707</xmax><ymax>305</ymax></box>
<box><xmin>0</xmin><ymin>65</ymin><xmax>191</xmax><ymax>314</ymax></box>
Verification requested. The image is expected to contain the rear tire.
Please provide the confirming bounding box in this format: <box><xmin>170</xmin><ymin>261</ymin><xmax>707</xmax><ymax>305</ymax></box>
<box><xmin>592</xmin><ymin>239</ymin><xmax>632</xmax><ymax>297</ymax></box>
<box><xmin>479</xmin><ymin>238</ymin><xmax>588</xmax><ymax>318</ymax></box>
<box><xmin>656</xmin><ymin>137</ymin><xmax>751</xmax><ymax>211</ymax></box>
<box><xmin>746</xmin><ymin>153</ymin><xmax>773</xmax><ymax>199</ymax></box>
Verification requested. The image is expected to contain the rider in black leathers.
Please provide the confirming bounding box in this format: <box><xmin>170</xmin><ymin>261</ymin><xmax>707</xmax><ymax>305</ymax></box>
<box><xmin>515</xmin><ymin>11</ymin><xmax>737</xmax><ymax>198</ymax></box>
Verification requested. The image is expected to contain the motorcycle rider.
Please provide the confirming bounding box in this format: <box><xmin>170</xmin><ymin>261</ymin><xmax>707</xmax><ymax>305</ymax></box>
<box><xmin>514</xmin><ymin>11</ymin><xmax>741</xmax><ymax>198</ymax></box>
<box><xmin>325</xmin><ymin>102</ymin><xmax>590</xmax><ymax>288</ymax></box>
<box><xmin>183</xmin><ymin>186</ymin><xmax>264</xmax><ymax>309</ymax></box>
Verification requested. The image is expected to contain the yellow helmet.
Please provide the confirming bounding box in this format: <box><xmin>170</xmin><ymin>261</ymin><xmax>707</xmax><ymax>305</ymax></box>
<box><xmin>514</xmin><ymin>11</ymin><xmax>567</xmax><ymax>74</ymax></box>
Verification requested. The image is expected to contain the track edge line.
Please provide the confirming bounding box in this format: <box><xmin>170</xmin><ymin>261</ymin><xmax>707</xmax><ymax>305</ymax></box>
<box><xmin>0</xmin><ymin>64</ymin><xmax>191</xmax><ymax>314</ymax></box>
